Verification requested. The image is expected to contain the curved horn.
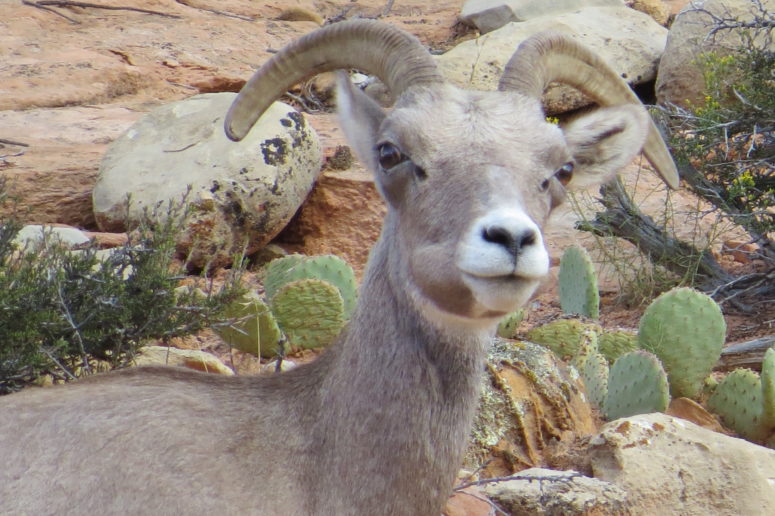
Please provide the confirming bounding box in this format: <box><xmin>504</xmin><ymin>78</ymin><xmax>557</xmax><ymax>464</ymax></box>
<box><xmin>225</xmin><ymin>20</ymin><xmax>443</xmax><ymax>141</ymax></box>
<box><xmin>499</xmin><ymin>32</ymin><xmax>680</xmax><ymax>189</ymax></box>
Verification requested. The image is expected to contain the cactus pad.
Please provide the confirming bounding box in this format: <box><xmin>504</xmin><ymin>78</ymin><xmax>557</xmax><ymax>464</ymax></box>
<box><xmin>603</xmin><ymin>350</ymin><xmax>670</xmax><ymax>421</ymax></box>
<box><xmin>638</xmin><ymin>287</ymin><xmax>726</xmax><ymax>399</ymax></box>
<box><xmin>598</xmin><ymin>330</ymin><xmax>638</xmax><ymax>364</ymax></box>
<box><xmin>526</xmin><ymin>319</ymin><xmax>601</xmax><ymax>360</ymax></box>
<box><xmin>264</xmin><ymin>254</ymin><xmax>358</xmax><ymax>318</ymax></box>
<box><xmin>214</xmin><ymin>291</ymin><xmax>283</xmax><ymax>358</ymax></box>
<box><xmin>496</xmin><ymin>309</ymin><xmax>524</xmax><ymax>339</ymax></box>
<box><xmin>707</xmin><ymin>368</ymin><xmax>769</xmax><ymax>442</ymax></box>
<box><xmin>558</xmin><ymin>246</ymin><xmax>599</xmax><ymax>319</ymax></box>
<box><xmin>762</xmin><ymin>348</ymin><xmax>775</xmax><ymax>428</ymax></box>
<box><xmin>580</xmin><ymin>351</ymin><xmax>609</xmax><ymax>409</ymax></box>
<box><xmin>271</xmin><ymin>278</ymin><xmax>345</xmax><ymax>350</ymax></box>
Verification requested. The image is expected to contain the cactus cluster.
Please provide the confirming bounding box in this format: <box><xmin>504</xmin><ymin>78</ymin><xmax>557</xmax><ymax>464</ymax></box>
<box><xmin>526</xmin><ymin>319</ymin><xmax>601</xmax><ymax>360</ymax></box>
<box><xmin>558</xmin><ymin>246</ymin><xmax>600</xmax><ymax>319</ymax></box>
<box><xmin>638</xmin><ymin>287</ymin><xmax>726</xmax><ymax>399</ymax></box>
<box><xmin>707</xmin><ymin>348</ymin><xmax>775</xmax><ymax>444</ymax></box>
<box><xmin>215</xmin><ymin>254</ymin><xmax>357</xmax><ymax>357</ymax></box>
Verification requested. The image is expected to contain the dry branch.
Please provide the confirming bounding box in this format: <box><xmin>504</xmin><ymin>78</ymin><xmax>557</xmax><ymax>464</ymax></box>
<box><xmin>22</xmin><ymin>0</ymin><xmax>181</xmax><ymax>23</ymax></box>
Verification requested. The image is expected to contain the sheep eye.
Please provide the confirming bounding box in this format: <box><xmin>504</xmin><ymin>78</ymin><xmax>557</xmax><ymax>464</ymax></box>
<box><xmin>377</xmin><ymin>143</ymin><xmax>406</xmax><ymax>169</ymax></box>
<box><xmin>555</xmin><ymin>162</ymin><xmax>574</xmax><ymax>186</ymax></box>
<box><xmin>540</xmin><ymin>178</ymin><xmax>551</xmax><ymax>192</ymax></box>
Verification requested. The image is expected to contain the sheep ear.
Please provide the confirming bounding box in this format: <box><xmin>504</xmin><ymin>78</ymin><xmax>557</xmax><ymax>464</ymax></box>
<box><xmin>336</xmin><ymin>72</ymin><xmax>386</xmax><ymax>174</ymax></box>
<box><xmin>563</xmin><ymin>104</ymin><xmax>649</xmax><ymax>189</ymax></box>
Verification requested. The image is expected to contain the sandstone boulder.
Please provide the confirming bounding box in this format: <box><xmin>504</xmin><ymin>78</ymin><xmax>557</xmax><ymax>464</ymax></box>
<box><xmin>437</xmin><ymin>6</ymin><xmax>668</xmax><ymax>113</ymax></box>
<box><xmin>656</xmin><ymin>0</ymin><xmax>775</xmax><ymax>107</ymax></box>
<box><xmin>590</xmin><ymin>413</ymin><xmax>775</xmax><ymax>515</ymax></box>
<box><xmin>460</xmin><ymin>0</ymin><xmax>625</xmax><ymax>34</ymax></box>
<box><xmin>94</xmin><ymin>93</ymin><xmax>322</xmax><ymax>269</ymax></box>
<box><xmin>483</xmin><ymin>468</ymin><xmax>630</xmax><ymax>515</ymax></box>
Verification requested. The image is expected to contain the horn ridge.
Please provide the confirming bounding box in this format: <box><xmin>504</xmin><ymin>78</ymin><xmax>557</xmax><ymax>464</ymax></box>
<box><xmin>225</xmin><ymin>20</ymin><xmax>443</xmax><ymax>141</ymax></box>
<box><xmin>499</xmin><ymin>31</ymin><xmax>680</xmax><ymax>189</ymax></box>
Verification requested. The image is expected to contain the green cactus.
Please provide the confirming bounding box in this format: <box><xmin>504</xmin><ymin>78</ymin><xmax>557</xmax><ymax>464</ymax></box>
<box><xmin>580</xmin><ymin>351</ymin><xmax>609</xmax><ymax>410</ymax></box>
<box><xmin>271</xmin><ymin>278</ymin><xmax>346</xmax><ymax>350</ymax></box>
<box><xmin>214</xmin><ymin>291</ymin><xmax>284</xmax><ymax>358</ymax></box>
<box><xmin>603</xmin><ymin>350</ymin><xmax>670</xmax><ymax>420</ymax></box>
<box><xmin>598</xmin><ymin>330</ymin><xmax>638</xmax><ymax>364</ymax></box>
<box><xmin>638</xmin><ymin>287</ymin><xmax>726</xmax><ymax>399</ymax></box>
<box><xmin>526</xmin><ymin>319</ymin><xmax>601</xmax><ymax>360</ymax></box>
<box><xmin>558</xmin><ymin>246</ymin><xmax>599</xmax><ymax>319</ymax></box>
<box><xmin>496</xmin><ymin>309</ymin><xmax>524</xmax><ymax>339</ymax></box>
<box><xmin>760</xmin><ymin>348</ymin><xmax>775</xmax><ymax>428</ymax></box>
<box><xmin>264</xmin><ymin>254</ymin><xmax>358</xmax><ymax>318</ymax></box>
<box><xmin>707</xmin><ymin>368</ymin><xmax>770</xmax><ymax>442</ymax></box>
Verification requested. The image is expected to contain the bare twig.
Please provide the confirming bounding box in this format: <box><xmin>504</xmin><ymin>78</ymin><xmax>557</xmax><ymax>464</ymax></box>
<box><xmin>455</xmin><ymin>471</ymin><xmax>583</xmax><ymax>491</ymax></box>
<box><xmin>381</xmin><ymin>0</ymin><xmax>395</xmax><ymax>17</ymax></box>
<box><xmin>22</xmin><ymin>0</ymin><xmax>181</xmax><ymax>22</ymax></box>
<box><xmin>22</xmin><ymin>0</ymin><xmax>80</xmax><ymax>22</ymax></box>
<box><xmin>173</xmin><ymin>0</ymin><xmax>254</xmax><ymax>21</ymax></box>
<box><xmin>0</xmin><ymin>138</ymin><xmax>30</xmax><ymax>148</ymax></box>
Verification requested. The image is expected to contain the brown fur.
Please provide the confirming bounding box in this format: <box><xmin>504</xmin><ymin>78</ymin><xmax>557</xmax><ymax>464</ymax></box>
<box><xmin>0</xmin><ymin>55</ymin><xmax>651</xmax><ymax>516</ymax></box>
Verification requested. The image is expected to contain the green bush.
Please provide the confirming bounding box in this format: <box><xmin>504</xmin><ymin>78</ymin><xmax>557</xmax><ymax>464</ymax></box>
<box><xmin>0</xmin><ymin>191</ymin><xmax>245</xmax><ymax>393</ymax></box>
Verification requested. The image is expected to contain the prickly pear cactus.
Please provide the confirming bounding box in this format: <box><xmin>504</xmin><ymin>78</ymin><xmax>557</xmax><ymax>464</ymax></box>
<box><xmin>603</xmin><ymin>350</ymin><xmax>670</xmax><ymax>421</ymax></box>
<box><xmin>638</xmin><ymin>287</ymin><xmax>726</xmax><ymax>399</ymax></box>
<box><xmin>497</xmin><ymin>309</ymin><xmax>524</xmax><ymax>339</ymax></box>
<box><xmin>264</xmin><ymin>254</ymin><xmax>358</xmax><ymax>318</ymax></box>
<box><xmin>598</xmin><ymin>330</ymin><xmax>638</xmax><ymax>364</ymax></box>
<box><xmin>271</xmin><ymin>278</ymin><xmax>345</xmax><ymax>350</ymax></box>
<box><xmin>558</xmin><ymin>246</ymin><xmax>599</xmax><ymax>319</ymax></box>
<box><xmin>762</xmin><ymin>348</ymin><xmax>775</xmax><ymax>428</ymax></box>
<box><xmin>580</xmin><ymin>351</ymin><xmax>609</xmax><ymax>410</ymax></box>
<box><xmin>707</xmin><ymin>368</ymin><xmax>770</xmax><ymax>442</ymax></box>
<box><xmin>214</xmin><ymin>291</ymin><xmax>284</xmax><ymax>358</ymax></box>
<box><xmin>526</xmin><ymin>319</ymin><xmax>601</xmax><ymax>360</ymax></box>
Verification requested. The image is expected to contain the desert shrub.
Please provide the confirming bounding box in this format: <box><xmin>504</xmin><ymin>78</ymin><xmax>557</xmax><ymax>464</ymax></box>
<box><xmin>0</xmin><ymin>190</ymin><xmax>246</xmax><ymax>393</ymax></box>
<box><xmin>576</xmin><ymin>3</ymin><xmax>773</xmax><ymax>310</ymax></box>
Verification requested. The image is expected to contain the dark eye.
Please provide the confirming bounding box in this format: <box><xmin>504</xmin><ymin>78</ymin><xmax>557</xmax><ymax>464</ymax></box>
<box><xmin>540</xmin><ymin>178</ymin><xmax>551</xmax><ymax>191</ymax></box>
<box><xmin>555</xmin><ymin>162</ymin><xmax>574</xmax><ymax>186</ymax></box>
<box><xmin>377</xmin><ymin>143</ymin><xmax>406</xmax><ymax>169</ymax></box>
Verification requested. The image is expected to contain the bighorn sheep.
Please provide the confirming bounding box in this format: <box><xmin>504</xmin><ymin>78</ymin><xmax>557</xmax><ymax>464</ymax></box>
<box><xmin>0</xmin><ymin>20</ymin><xmax>678</xmax><ymax>515</ymax></box>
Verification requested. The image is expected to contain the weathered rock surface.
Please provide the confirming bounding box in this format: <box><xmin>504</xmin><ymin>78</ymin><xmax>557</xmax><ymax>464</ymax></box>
<box><xmin>483</xmin><ymin>468</ymin><xmax>630</xmax><ymax>515</ymax></box>
<box><xmin>94</xmin><ymin>93</ymin><xmax>322</xmax><ymax>269</ymax></box>
<box><xmin>13</xmin><ymin>225</ymin><xmax>91</xmax><ymax>250</ymax></box>
<box><xmin>460</xmin><ymin>0</ymin><xmax>625</xmax><ymax>34</ymax></box>
<box><xmin>656</xmin><ymin>0</ymin><xmax>775</xmax><ymax>107</ymax></box>
<box><xmin>625</xmin><ymin>0</ymin><xmax>670</xmax><ymax>25</ymax></box>
<box><xmin>133</xmin><ymin>345</ymin><xmax>234</xmax><ymax>375</ymax></box>
<box><xmin>465</xmin><ymin>340</ymin><xmax>598</xmax><ymax>477</ymax></box>
<box><xmin>589</xmin><ymin>413</ymin><xmax>775</xmax><ymax>515</ymax></box>
<box><xmin>437</xmin><ymin>6</ymin><xmax>668</xmax><ymax>113</ymax></box>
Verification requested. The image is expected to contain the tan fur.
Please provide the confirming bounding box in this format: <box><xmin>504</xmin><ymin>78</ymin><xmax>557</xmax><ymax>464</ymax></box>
<box><xmin>0</xmin><ymin>41</ymin><xmax>652</xmax><ymax>516</ymax></box>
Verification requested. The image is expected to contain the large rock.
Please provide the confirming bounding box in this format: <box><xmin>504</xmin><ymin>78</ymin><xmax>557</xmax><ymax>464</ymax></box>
<box><xmin>464</xmin><ymin>340</ymin><xmax>598</xmax><ymax>477</ymax></box>
<box><xmin>483</xmin><ymin>468</ymin><xmax>630</xmax><ymax>515</ymax></box>
<box><xmin>460</xmin><ymin>0</ymin><xmax>625</xmax><ymax>34</ymax></box>
<box><xmin>276</xmin><ymin>168</ymin><xmax>386</xmax><ymax>278</ymax></box>
<box><xmin>437</xmin><ymin>6</ymin><xmax>668</xmax><ymax>113</ymax></box>
<box><xmin>656</xmin><ymin>0</ymin><xmax>775</xmax><ymax>107</ymax></box>
<box><xmin>94</xmin><ymin>93</ymin><xmax>322</xmax><ymax>269</ymax></box>
<box><xmin>589</xmin><ymin>413</ymin><xmax>775</xmax><ymax>515</ymax></box>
